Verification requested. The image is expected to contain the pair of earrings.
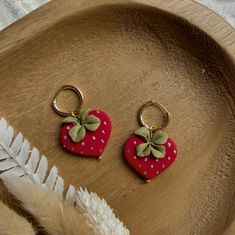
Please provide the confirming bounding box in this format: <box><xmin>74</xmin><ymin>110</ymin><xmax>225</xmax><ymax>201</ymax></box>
<box><xmin>52</xmin><ymin>85</ymin><xmax>177</xmax><ymax>181</ymax></box>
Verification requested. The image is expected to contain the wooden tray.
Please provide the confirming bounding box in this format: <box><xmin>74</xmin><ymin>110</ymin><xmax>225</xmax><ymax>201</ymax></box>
<box><xmin>0</xmin><ymin>0</ymin><xmax>235</xmax><ymax>234</ymax></box>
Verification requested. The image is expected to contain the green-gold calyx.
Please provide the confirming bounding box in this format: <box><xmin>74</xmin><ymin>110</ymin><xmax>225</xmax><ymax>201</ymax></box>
<box><xmin>134</xmin><ymin>127</ymin><xmax>168</xmax><ymax>159</ymax></box>
<box><xmin>63</xmin><ymin>108</ymin><xmax>100</xmax><ymax>143</ymax></box>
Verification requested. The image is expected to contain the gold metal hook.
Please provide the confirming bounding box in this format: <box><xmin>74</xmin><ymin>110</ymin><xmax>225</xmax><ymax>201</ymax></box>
<box><xmin>137</xmin><ymin>101</ymin><xmax>170</xmax><ymax>131</ymax></box>
<box><xmin>52</xmin><ymin>85</ymin><xmax>84</xmax><ymax>117</ymax></box>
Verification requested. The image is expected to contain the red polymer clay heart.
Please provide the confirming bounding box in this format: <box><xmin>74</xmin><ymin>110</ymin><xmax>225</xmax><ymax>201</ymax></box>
<box><xmin>124</xmin><ymin>134</ymin><xmax>177</xmax><ymax>180</ymax></box>
<box><xmin>60</xmin><ymin>110</ymin><xmax>111</xmax><ymax>158</ymax></box>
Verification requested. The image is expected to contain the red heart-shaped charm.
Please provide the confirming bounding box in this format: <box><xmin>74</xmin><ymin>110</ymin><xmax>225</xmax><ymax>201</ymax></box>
<box><xmin>123</xmin><ymin>127</ymin><xmax>177</xmax><ymax>181</ymax></box>
<box><xmin>60</xmin><ymin>109</ymin><xmax>111</xmax><ymax>158</ymax></box>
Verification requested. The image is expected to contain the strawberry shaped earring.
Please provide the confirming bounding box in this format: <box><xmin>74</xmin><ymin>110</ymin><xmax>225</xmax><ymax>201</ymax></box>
<box><xmin>52</xmin><ymin>85</ymin><xmax>111</xmax><ymax>159</ymax></box>
<box><xmin>123</xmin><ymin>101</ymin><xmax>177</xmax><ymax>182</ymax></box>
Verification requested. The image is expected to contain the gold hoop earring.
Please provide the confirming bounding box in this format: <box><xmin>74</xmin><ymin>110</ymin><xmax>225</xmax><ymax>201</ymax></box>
<box><xmin>52</xmin><ymin>85</ymin><xmax>112</xmax><ymax>160</ymax></box>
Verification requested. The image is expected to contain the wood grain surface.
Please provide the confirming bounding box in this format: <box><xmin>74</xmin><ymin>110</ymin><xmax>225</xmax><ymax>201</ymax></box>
<box><xmin>0</xmin><ymin>0</ymin><xmax>235</xmax><ymax>234</ymax></box>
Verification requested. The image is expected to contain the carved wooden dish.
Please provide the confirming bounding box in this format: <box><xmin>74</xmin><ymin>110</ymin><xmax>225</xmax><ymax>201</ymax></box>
<box><xmin>0</xmin><ymin>0</ymin><xmax>235</xmax><ymax>234</ymax></box>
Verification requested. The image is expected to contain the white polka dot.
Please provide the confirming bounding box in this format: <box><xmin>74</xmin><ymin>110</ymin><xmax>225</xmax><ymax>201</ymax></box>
<box><xmin>144</xmin><ymin>158</ymin><xmax>148</xmax><ymax>162</ymax></box>
<box><xmin>162</xmin><ymin>164</ymin><xmax>165</xmax><ymax>168</ymax></box>
<box><xmin>99</xmin><ymin>149</ymin><xmax>103</xmax><ymax>153</ymax></box>
<box><xmin>127</xmin><ymin>149</ymin><xmax>130</xmax><ymax>153</ymax></box>
<box><xmin>133</xmin><ymin>156</ymin><xmax>137</xmax><ymax>159</ymax></box>
<box><xmin>81</xmin><ymin>142</ymin><xmax>85</xmax><ymax>146</ymax></box>
<box><xmin>102</xmin><ymin>130</ymin><xmax>106</xmax><ymax>134</ymax></box>
<box><xmin>63</xmin><ymin>144</ymin><xmax>66</xmax><ymax>148</ymax></box>
<box><xmin>168</xmin><ymin>156</ymin><xmax>171</xmax><ymax>160</ymax></box>
<box><xmin>144</xmin><ymin>171</ymin><xmax>147</xmax><ymax>175</ymax></box>
<box><xmin>156</xmin><ymin>171</ymin><xmax>159</xmax><ymax>175</ymax></box>
<box><xmin>80</xmin><ymin>151</ymin><xmax>83</xmax><ymax>154</ymax></box>
<box><xmin>134</xmin><ymin>141</ymin><xmax>137</xmax><ymax>145</ymax></box>
<box><xmin>155</xmin><ymin>159</ymin><xmax>159</xmax><ymax>162</ymax></box>
<box><xmin>97</xmin><ymin>110</ymin><xmax>100</xmax><ymax>114</ymax></box>
<box><xmin>64</xmin><ymin>136</ymin><xmax>67</xmax><ymax>140</ymax></box>
<box><xmin>168</xmin><ymin>142</ymin><xmax>171</xmax><ymax>147</ymax></box>
<box><xmin>90</xmin><ymin>146</ymin><xmax>94</xmax><ymax>150</ymax></box>
<box><xmin>92</xmin><ymin>136</ymin><xmax>96</xmax><ymax>141</ymax></box>
<box><xmin>173</xmin><ymin>150</ymin><xmax>177</xmax><ymax>154</ymax></box>
<box><xmin>67</xmin><ymin>126</ymin><xmax>70</xmax><ymax>130</ymax></box>
<box><xmin>71</xmin><ymin>148</ymin><xmax>74</xmax><ymax>151</ymax></box>
<box><xmin>151</xmin><ymin>164</ymin><xmax>154</xmax><ymax>168</ymax></box>
<box><xmin>138</xmin><ymin>164</ymin><xmax>142</xmax><ymax>168</ymax></box>
<box><xmin>101</xmin><ymin>139</ymin><xmax>104</xmax><ymax>144</ymax></box>
<box><xmin>103</xmin><ymin>121</ymin><xmax>107</xmax><ymax>126</ymax></box>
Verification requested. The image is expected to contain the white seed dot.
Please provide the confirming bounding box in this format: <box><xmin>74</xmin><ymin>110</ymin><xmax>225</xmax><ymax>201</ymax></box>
<box><xmin>71</xmin><ymin>148</ymin><xmax>74</xmax><ymax>151</ymax></box>
<box><xmin>143</xmin><ymin>171</ymin><xmax>147</xmax><ymax>175</ymax></box>
<box><xmin>173</xmin><ymin>150</ymin><xmax>177</xmax><ymax>154</ymax></box>
<box><xmin>97</xmin><ymin>110</ymin><xmax>100</xmax><ymax>114</ymax></box>
<box><xmin>66</xmin><ymin>126</ymin><xmax>70</xmax><ymax>130</ymax></box>
<box><xmin>102</xmin><ymin>130</ymin><xmax>106</xmax><ymax>134</ymax></box>
<box><xmin>133</xmin><ymin>156</ymin><xmax>137</xmax><ymax>159</ymax></box>
<box><xmin>92</xmin><ymin>136</ymin><xmax>96</xmax><ymax>141</ymax></box>
<box><xmin>99</xmin><ymin>149</ymin><xmax>103</xmax><ymax>153</ymax></box>
<box><xmin>63</xmin><ymin>144</ymin><xmax>66</xmax><ymax>148</ymax></box>
<box><xmin>81</xmin><ymin>142</ymin><xmax>85</xmax><ymax>146</ymax></box>
<box><xmin>162</xmin><ymin>164</ymin><xmax>165</xmax><ymax>168</ymax></box>
<box><xmin>138</xmin><ymin>164</ymin><xmax>142</xmax><ymax>168</ymax></box>
<box><xmin>151</xmin><ymin>164</ymin><xmax>154</xmax><ymax>168</ymax></box>
<box><xmin>103</xmin><ymin>121</ymin><xmax>107</xmax><ymax>126</ymax></box>
<box><xmin>144</xmin><ymin>158</ymin><xmax>148</xmax><ymax>162</ymax></box>
<box><xmin>168</xmin><ymin>142</ymin><xmax>171</xmax><ymax>147</ymax></box>
<box><xmin>134</xmin><ymin>141</ymin><xmax>137</xmax><ymax>145</ymax></box>
<box><xmin>64</xmin><ymin>136</ymin><xmax>67</xmax><ymax>140</ymax></box>
<box><xmin>80</xmin><ymin>151</ymin><xmax>83</xmax><ymax>154</ymax></box>
<box><xmin>168</xmin><ymin>156</ymin><xmax>171</xmax><ymax>160</ymax></box>
<box><xmin>101</xmin><ymin>139</ymin><xmax>104</xmax><ymax>144</ymax></box>
<box><xmin>90</xmin><ymin>146</ymin><xmax>94</xmax><ymax>150</ymax></box>
<box><xmin>156</xmin><ymin>171</ymin><xmax>159</xmax><ymax>175</ymax></box>
<box><xmin>155</xmin><ymin>159</ymin><xmax>159</xmax><ymax>162</ymax></box>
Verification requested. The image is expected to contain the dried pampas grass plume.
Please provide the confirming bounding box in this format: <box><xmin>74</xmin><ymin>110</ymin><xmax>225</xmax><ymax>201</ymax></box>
<box><xmin>0</xmin><ymin>199</ymin><xmax>35</xmax><ymax>235</ymax></box>
<box><xmin>3</xmin><ymin>177</ymin><xmax>93</xmax><ymax>235</ymax></box>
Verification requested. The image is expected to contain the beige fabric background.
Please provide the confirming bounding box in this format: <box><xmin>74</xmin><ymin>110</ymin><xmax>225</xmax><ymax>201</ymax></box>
<box><xmin>0</xmin><ymin>0</ymin><xmax>234</xmax><ymax>30</ymax></box>
<box><xmin>197</xmin><ymin>0</ymin><xmax>235</xmax><ymax>28</ymax></box>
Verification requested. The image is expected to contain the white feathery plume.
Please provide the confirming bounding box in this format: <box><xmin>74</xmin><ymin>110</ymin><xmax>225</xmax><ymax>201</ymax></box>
<box><xmin>0</xmin><ymin>117</ymin><xmax>130</xmax><ymax>235</ymax></box>
<box><xmin>76</xmin><ymin>187</ymin><xmax>129</xmax><ymax>235</ymax></box>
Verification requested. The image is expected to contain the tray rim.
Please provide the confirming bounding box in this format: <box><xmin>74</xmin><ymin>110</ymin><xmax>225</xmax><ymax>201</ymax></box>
<box><xmin>0</xmin><ymin>1</ymin><xmax>235</xmax><ymax>234</ymax></box>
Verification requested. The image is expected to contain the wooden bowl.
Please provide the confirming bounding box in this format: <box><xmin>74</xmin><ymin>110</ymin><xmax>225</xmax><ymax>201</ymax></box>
<box><xmin>0</xmin><ymin>0</ymin><xmax>235</xmax><ymax>234</ymax></box>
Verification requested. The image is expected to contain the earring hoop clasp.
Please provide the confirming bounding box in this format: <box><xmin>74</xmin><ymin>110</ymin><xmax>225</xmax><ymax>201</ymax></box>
<box><xmin>52</xmin><ymin>85</ymin><xmax>84</xmax><ymax>117</ymax></box>
<box><xmin>137</xmin><ymin>101</ymin><xmax>170</xmax><ymax>131</ymax></box>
